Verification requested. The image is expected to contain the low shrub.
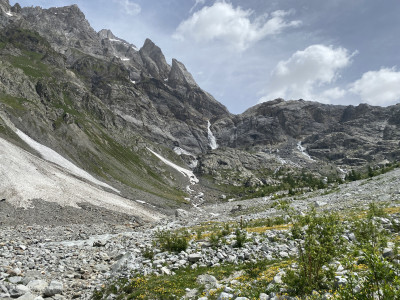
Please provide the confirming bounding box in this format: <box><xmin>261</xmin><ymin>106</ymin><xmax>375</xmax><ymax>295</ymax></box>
<box><xmin>154</xmin><ymin>230</ymin><xmax>189</xmax><ymax>253</ymax></box>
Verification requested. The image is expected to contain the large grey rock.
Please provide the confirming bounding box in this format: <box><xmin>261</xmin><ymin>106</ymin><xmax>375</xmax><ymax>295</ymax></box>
<box><xmin>175</xmin><ymin>209</ymin><xmax>189</xmax><ymax>218</ymax></box>
<box><xmin>9</xmin><ymin>285</ymin><xmax>30</xmax><ymax>298</ymax></box>
<box><xmin>197</xmin><ymin>274</ymin><xmax>218</xmax><ymax>289</ymax></box>
<box><xmin>217</xmin><ymin>292</ymin><xmax>233</xmax><ymax>300</ymax></box>
<box><xmin>334</xmin><ymin>276</ymin><xmax>347</xmax><ymax>288</ymax></box>
<box><xmin>160</xmin><ymin>267</ymin><xmax>171</xmax><ymax>275</ymax></box>
<box><xmin>43</xmin><ymin>281</ymin><xmax>63</xmax><ymax>297</ymax></box>
<box><xmin>16</xmin><ymin>292</ymin><xmax>44</xmax><ymax>300</ymax></box>
<box><xmin>27</xmin><ymin>280</ymin><xmax>48</xmax><ymax>294</ymax></box>
<box><xmin>314</xmin><ymin>201</ymin><xmax>327</xmax><ymax>207</ymax></box>
<box><xmin>383</xmin><ymin>248</ymin><xmax>394</xmax><ymax>258</ymax></box>
<box><xmin>188</xmin><ymin>253</ymin><xmax>202</xmax><ymax>263</ymax></box>
<box><xmin>8</xmin><ymin>276</ymin><xmax>23</xmax><ymax>284</ymax></box>
<box><xmin>259</xmin><ymin>293</ymin><xmax>269</xmax><ymax>300</ymax></box>
<box><xmin>111</xmin><ymin>252</ymin><xmax>135</xmax><ymax>272</ymax></box>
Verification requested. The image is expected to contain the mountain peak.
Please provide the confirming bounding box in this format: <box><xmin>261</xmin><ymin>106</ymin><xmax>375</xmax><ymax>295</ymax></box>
<box><xmin>142</xmin><ymin>38</ymin><xmax>156</xmax><ymax>49</ymax></box>
<box><xmin>168</xmin><ymin>58</ymin><xmax>198</xmax><ymax>89</ymax></box>
<box><xmin>139</xmin><ymin>38</ymin><xmax>171</xmax><ymax>79</ymax></box>
<box><xmin>98</xmin><ymin>29</ymin><xmax>117</xmax><ymax>40</ymax></box>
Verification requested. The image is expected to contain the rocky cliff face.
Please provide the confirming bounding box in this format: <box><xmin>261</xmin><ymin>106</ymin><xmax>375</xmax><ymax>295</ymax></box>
<box><xmin>0</xmin><ymin>0</ymin><xmax>231</xmax><ymax>153</ymax></box>
<box><xmin>202</xmin><ymin>99</ymin><xmax>400</xmax><ymax>188</ymax></box>
<box><xmin>1</xmin><ymin>0</ymin><xmax>400</xmax><ymax>207</ymax></box>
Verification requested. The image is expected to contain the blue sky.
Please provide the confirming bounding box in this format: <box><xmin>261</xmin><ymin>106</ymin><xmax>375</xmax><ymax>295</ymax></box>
<box><xmin>10</xmin><ymin>0</ymin><xmax>400</xmax><ymax>113</ymax></box>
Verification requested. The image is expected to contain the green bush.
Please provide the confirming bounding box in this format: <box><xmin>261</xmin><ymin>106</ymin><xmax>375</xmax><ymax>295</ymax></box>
<box><xmin>234</xmin><ymin>228</ymin><xmax>247</xmax><ymax>248</ymax></box>
<box><xmin>337</xmin><ymin>203</ymin><xmax>400</xmax><ymax>299</ymax></box>
<box><xmin>154</xmin><ymin>230</ymin><xmax>189</xmax><ymax>253</ymax></box>
<box><xmin>209</xmin><ymin>232</ymin><xmax>221</xmax><ymax>248</ymax></box>
<box><xmin>283</xmin><ymin>208</ymin><xmax>345</xmax><ymax>295</ymax></box>
<box><xmin>142</xmin><ymin>246</ymin><xmax>155</xmax><ymax>259</ymax></box>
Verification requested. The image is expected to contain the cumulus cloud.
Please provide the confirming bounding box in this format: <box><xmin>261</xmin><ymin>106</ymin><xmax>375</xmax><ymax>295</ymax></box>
<box><xmin>113</xmin><ymin>0</ymin><xmax>141</xmax><ymax>16</ymax></box>
<box><xmin>320</xmin><ymin>87</ymin><xmax>347</xmax><ymax>101</ymax></box>
<box><xmin>260</xmin><ymin>44</ymin><xmax>354</xmax><ymax>103</ymax></box>
<box><xmin>173</xmin><ymin>2</ymin><xmax>301</xmax><ymax>52</ymax></box>
<box><xmin>349</xmin><ymin>67</ymin><xmax>400</xmax><ymax>106</ymax></box>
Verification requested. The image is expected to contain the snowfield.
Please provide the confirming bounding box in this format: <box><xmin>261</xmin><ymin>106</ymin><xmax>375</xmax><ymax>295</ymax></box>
<box><xmin>0</xmin><ymin>137</ymin><xmax>163</xmax><ymax>222</ymax></box>
<box><xmin>147</xmin><ymin>148</ymin><xmax>199</xmax><ymax>185</ymax></box>
<box><xmin>297</xmin><ymin>141</ymin><xmax>315</xmax><ymax>161</ymax></box>
<box><xmin>15</xmin><ymin>129</ymin><xmax>120</xmax><ymax>193</ymax></box>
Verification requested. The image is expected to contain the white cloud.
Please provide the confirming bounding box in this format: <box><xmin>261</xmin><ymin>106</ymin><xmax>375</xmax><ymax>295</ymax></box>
<box><xmin>190</xmin><ymin>0</ymin><xmax>206</xmax><ymax>13</ymax></box>
<box><xmin>349</xmin><ymin>67</ymin><xmax>400</xmax><ymax>106</ymax></box>
<box><xmin>321</xmin><ymin>87</ymin><xmax>347</xmax><ymax>101</ymax></box>
<box><xmin>173</xmin><ymin>2</ymin><xmax>301</xmax><ymax>52</ymax></box>
<box><xmin>260</xmin><ymin>44</ymin><xmax>354</xmax><ymax>103</ymax></box>
<box><xmin>113</xmin><ymin>0</ymin><xmax>141</xmax><ymax>16</ymax></box>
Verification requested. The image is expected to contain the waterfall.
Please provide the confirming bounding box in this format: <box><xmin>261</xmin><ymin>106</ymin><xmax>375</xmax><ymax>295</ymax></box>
<box><xmin>207</xmin><ymin>121</ymin><xmax>218</xmax><ymax>150</ymax></box>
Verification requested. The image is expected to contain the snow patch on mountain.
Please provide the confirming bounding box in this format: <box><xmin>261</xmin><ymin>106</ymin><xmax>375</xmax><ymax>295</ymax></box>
<box><xmin>297</xmin><ymin>141</ymin><xmax>315</xmax><ymax>161</ymax></box>
<box><xmin>174</xmin><ymin>147</ymin><xmax>198</xmax><ymax>169</ymax></box>
<box><xmin>173</xmin><ymin>147</ymin><xmax>193</xmax><ymax>156</ymax></box>
<box><xmin>15</xmin><ymin>129</ymin><xmax>120</xmax><ymax>193</ymax></box>
<box><xmin>147</xmin><ymin>148</ymin><xmax>198</xmax><ymax>185</ymax></box>
<box><xmin>0</xmin><ymin>137</ymin><xmax>163</xmax><ymax>221</ymax></box>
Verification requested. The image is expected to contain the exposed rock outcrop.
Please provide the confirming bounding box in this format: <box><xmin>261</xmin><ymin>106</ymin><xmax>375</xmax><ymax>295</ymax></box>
<box><xmin>168</xmin><ymin>58</ymin><xmax>198</xmax><ymax>90</ymax></box>
<box><xmin>139</xmin><ymin>38</ymin><xmax>171</xmax><ymax>80</ymax></box>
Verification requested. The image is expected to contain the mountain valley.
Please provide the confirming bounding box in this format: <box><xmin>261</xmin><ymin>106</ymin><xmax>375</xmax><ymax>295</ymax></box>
<box><xmin>1</xmin><ymin>0</ymin><xmax>400</xmax><ymax>299</ymax></box>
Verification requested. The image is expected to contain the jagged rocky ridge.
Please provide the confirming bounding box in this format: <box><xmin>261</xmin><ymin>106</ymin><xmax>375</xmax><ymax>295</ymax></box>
<box><xmin>0</xmin><ymin>0</ymin><xmax>400</xmax><ymax>211</ymax></box>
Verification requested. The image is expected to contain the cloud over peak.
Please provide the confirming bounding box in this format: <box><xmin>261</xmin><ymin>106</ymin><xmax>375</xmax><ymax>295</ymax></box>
<box><xmin>173</xmin><ymin>2</ymin><xmax>301</xmax><ymax>52</ymax></box>
<box><xmin>350</xmin><ymin>67</ymin><xmax>400</xmax><ymax>106</ymax></box>
<box><xmin>260</xmin><ymin>44</ymin><xmax>354</xmax><ymax>103</ymax></box>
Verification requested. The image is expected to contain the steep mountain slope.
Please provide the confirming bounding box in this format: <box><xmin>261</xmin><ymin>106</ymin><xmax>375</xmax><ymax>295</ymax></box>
<box><xmin>1</xmin><ymin>0</ymin><xmax>400</xmax><ymax>214</ymax></box>
<box><xmin>0</xmin><ymin>1</ymin><xmax>230</xmax><ymax>212</ymax></box>
<box><xmin>0</xmin><ymin>134</ymin><xmax>163</xmax><ymax>222</ymax></box>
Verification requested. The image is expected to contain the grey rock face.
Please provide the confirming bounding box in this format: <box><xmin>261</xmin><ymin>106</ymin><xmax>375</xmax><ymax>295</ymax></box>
<box><xmin>20</xmin><ymin>4</ymin><xmax>102</xmax><ymax>55</ymax></box>
<box><xmin>168</xmin><ymin>58</ymin><xmax>198</xmax><ymax>89</ymax></box>
<box><xmin>139</xmin><ymin>38</ymin><xmax>171</xmax><ymax>80</ymax></box>
<box><xmin>0</xmin><ymin>0</ymin><xmax>11</xmax><ymax>14</ymax></box>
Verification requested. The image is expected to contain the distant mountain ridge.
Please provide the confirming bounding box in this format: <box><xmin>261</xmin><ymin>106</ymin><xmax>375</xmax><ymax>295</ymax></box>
<box><xmin>1</xmin><ymin>0</ymin><xmax>400</xmax><ymax>212</ymax></box>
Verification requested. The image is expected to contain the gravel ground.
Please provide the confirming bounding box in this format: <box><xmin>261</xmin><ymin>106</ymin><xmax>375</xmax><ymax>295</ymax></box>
<box><xmin>1</xmin><ymin>168</ymin><xmax>400</xmax><ymax>299</ymax></box>
<box><xmin>0</xmin><ymin>199</ymin><xmax>141</xmax><ymax>227</ymax></box>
